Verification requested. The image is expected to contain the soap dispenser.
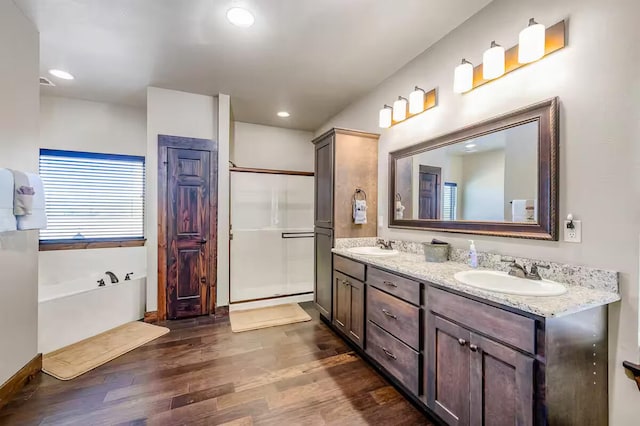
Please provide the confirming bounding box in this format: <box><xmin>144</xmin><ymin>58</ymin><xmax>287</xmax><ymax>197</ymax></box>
<box><xmin>468</xmin><ymin>240</ymin><xmax>478</xmax><ymax>268</ymax></box>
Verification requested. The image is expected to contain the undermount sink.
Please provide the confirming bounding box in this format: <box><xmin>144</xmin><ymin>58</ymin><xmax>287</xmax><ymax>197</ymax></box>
<box><xmin>454</xmin><ymin>270</ymin><xmax>567</xmax><ymax>297</ymax></box>
<box><xmin>346</xmin><ymin>246</ymin><xmax>399</xmax><ymax>257</ymax></box>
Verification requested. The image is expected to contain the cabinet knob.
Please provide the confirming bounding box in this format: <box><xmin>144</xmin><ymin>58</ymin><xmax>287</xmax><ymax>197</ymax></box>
<box><xmin>381</xmin><ymin>347</ymin><xmax>397</xmax><ymax>360</ymax></box>
<box><xmin>381</xmin><ymin>309</ymin><xmax>397</xmax><ymax>319</ymax></box>
<box><xmin>383</xmin><ymin>281</ymin><xmax>398</xmax><ymax>288</ymax></box>
<box><xmin>458</xmin><ymin>338</ymin><xmax>467</xmax><ymax>346</ymax></box>
<box><xmin>342</xmin><ymin>280</ymin><xmax>350</xmax><ymax>287</ymax></box>
<box><xmin>469</xmin><ymin>344</ymin><xmax>479</xmax><ymax>352</ymax></box>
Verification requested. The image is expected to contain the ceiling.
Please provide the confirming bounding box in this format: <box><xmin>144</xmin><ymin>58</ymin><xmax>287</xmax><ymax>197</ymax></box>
<box><xmin>16</xmin><ymin>0</ymin><xmax>492</xmax><ymax>131</ymax></box>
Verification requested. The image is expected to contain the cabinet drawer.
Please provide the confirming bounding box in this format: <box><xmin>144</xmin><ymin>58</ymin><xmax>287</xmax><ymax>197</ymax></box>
<box><xmin>428</xmin><ymin>286</ymin><xmax>536</xmax><ymax>354</ymax></box>
<box><xmin>368</xmin><ymin>267</ymin><xmax>420</xmax><ymax>305</ymax></box>
<box><xmin>366</xmin><ymin>321</ymin><xmax>419</xmax><ymax>396</ymax></box>
<box><xmin>333</xmin><ymin>255</ymin><xmax>365</xmax><ymax>281</ymax></box>
<box><xmin>367</xmin><ymin>286</ymin><xmax>420</xmax><ymax>350</ymax></box>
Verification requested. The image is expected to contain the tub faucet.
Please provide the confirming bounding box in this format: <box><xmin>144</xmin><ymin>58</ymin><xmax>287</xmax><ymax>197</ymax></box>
<box><xmin>105</xmin><ymin>271</ymin><xmax>119</xmax><ymax>284</ymax></box>
<box><xmin>125</xmin><ymin>272</ymin><xmax>134</xmax><ymax>281</ymax></box>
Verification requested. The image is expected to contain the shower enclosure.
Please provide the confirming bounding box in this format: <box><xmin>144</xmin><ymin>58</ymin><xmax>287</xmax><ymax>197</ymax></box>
<box><xmin>230</xmin><ymin>169</ymin><xmax>314</xmax><ymax>303</ymax></box>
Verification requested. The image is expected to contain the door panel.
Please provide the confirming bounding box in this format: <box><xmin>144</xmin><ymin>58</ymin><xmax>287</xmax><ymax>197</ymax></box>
<box><xmin>314</xmin><ymin>227</ymin><xmax>333</xmax><ymax>319</ymax></box>
<box><xmin>426</xmin><ymin>313</ymin><xmax>471</xmax><ymax>426</ymax></box>
<box><xmin>314</xmin><ymin>136</ymin><xmax>333</xmax><ymax>228</ymax></box>
<box><xmin>347</xmin><ymin>277</ymin><xmax>364</xmax><ymax>348</ymax></box>
<box><xmin>418</xmin><ymin>165</ymin><xmax>441</xmax><ymax>220</ymax></box>
<box><xmin>167</xmin><ymin>148</ymin><xmax>211</xmax><ymax>319</ymax></box>
<box><xmin>333</xmin><ymin>271</ymin><xmax>350</xmax><ymax>333</ymax></box>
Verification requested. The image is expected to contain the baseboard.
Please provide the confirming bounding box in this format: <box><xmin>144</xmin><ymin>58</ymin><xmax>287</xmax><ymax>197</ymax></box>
<box><xmin>0</xmin><ymin>353</ymin><xmax>42</xmax><ymax>410</ymax></box>
<box><xmin>213</xmin><ymin>306</ymin><xmax>229</xmax><ymax>318</ymax></box>
<box><xmin>143</xmin><ymin>311</ymin><xmax>158</xmax><ymax>324</ymax></box>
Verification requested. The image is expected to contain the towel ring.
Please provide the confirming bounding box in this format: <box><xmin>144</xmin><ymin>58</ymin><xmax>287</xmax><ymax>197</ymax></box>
<box><xmin>353</xmin><ymin>188</ymin><xmax>367</xmax><ymax>202</ymax></box>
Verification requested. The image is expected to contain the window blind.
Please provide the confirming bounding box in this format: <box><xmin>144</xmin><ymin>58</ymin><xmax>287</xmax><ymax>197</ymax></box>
<box><xmin>443</xmin><ymin>182</ymin><xmax>458</xmax><ymax>221</ymax></box>
<box><xmin>39</xmin><ymin>149</ymin><xmax>145</xmax><ymax>242</ymax></box>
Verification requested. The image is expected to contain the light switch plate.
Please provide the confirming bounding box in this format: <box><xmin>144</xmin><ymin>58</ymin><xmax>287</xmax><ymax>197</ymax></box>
<box><xmin>563</xmin><ymin>220</ymin><xmax>582</xmax><ymax>243</ymax></box>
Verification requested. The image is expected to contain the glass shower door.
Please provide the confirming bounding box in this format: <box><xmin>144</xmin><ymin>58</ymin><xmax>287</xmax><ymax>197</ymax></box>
<box><xmin>230</xmin><ymin>171</ymin><xmax>314</xmax><ymax>303</ymax></box>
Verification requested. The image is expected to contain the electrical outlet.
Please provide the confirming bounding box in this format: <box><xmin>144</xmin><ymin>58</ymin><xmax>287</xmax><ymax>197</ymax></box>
<box><xmin>564</xmin><ymin>220</ymin><xmax>582</xmax><ymax>243</ymax></box>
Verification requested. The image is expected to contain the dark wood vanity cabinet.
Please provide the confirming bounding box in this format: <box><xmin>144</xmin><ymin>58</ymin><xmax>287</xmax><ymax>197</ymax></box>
<box><xmin>333</xmin><ymin>271</ymin><xmax>365</xmax><ymax>348</ymax></box>
<box><xmin>314</xmin><ymin>135</ymin><xmax>334</xmax><ymax>228</ymax></box>
<box><xmin>314</xmin><ymin>227</ymin><xmax>333</xmax><ymax>319</ymax></box>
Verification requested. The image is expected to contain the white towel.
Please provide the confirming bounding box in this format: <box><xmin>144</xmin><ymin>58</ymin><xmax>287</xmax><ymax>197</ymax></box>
<box><xmin>0</xmin><ymin>169</ymin><xmax>17</xmax><ymax>233</ymax></box>
<box><xmin>17</xmin><ymin>173</ymin><xmax>47</xmax><ymax>230</ymax></box>
<box><xmin>353</xmin><ymin>199</ymin><xmax>367</xmax><ymax>225</ymax></box>
<box><xmin>512</xmin><ymin>199</ymin><xmax>537</xmax><ymax>223</ymax></box>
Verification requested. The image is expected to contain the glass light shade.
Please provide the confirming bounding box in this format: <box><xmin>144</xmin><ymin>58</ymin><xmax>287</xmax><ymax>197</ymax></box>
<box><xmin>453</xmin><ymin>60</ymin><xmax>473</xmax><ymax>93</ymax></box>
<box><xmin>483</xmin><ymin>42</ymin><xmax>505</xmax><ymax>80</ymax></box>
<box><xmin>379</xmin><ymin>106</ymin><xmax>392</xmax><ymax>128</ymax></box>
<box><xmin>518</xmin><ymin>20</ymin><xmax>546</xmax><ymax>63</ymax></box>
<box><xmin>408</xmin><ymin>88</ymin><xmax>425</xmax><ymax>114</ymax></box>
<box><xmin>393</xmin><ymin>98</ymin><xmax>408</xmax><ymax>122</ymax></box>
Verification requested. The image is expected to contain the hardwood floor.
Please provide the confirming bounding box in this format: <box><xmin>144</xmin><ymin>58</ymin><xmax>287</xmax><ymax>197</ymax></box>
<box><xmin>0</xmin><ymin>304</ymin><xmax>433</xmax><ymax>425</ymax></box>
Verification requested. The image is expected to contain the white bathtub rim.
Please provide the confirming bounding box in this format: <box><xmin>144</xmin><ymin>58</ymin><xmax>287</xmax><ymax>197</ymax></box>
<box><xmin>39</xmin><ymin>276</ymin><xmax>147</xmax><ymax>303</ymax></box>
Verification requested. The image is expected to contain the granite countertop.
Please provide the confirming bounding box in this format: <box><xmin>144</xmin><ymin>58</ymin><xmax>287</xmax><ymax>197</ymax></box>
<box><xmin>332</xmin><ymin>248</ymin><xmax>620</xmax><ymax>318</ymax></box>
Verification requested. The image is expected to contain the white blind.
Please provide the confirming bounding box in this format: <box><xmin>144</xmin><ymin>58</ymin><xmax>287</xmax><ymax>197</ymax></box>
<box><xmin>443</xmin><ymin>182</ymin><xmax>457</xmax><ymax>221</ymax></box>
<box><xmin>39</xmin><ymin>150</ymin><xmax>145</xmax><ymax>241</ymax></box>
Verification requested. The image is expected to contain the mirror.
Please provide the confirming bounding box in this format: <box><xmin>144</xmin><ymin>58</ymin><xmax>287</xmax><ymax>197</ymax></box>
<box><xmin>389</xmin><ymin>98</ymin><xmax>558</xmax><ymax>240</ymax></box>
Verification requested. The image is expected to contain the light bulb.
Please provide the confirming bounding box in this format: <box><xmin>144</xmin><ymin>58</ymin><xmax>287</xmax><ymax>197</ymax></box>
<box><xmin>408</xmin><ymin>87</ymin><xmax>425</xmax><ymax>114</ymax></box>
<box><xmin>393</xmin><ymin>97</ymin><xmax>408</xmax><ymax>122</ymax></box>
<box><xmin>453</xmin><ymin>59</ymin><xmax>473</xmax><ymax>93</ymax></box>
<box><xmin>518</xmin><ymin>18</ymin><xmax>546</xmax><ymax>63</ymax></box>
<box><xmin>378</xmin><ymin>105</ymin><xmax>392</xmax><ymax>128</ymax></box>
<box><xmin>483</xmin><ymin>41</ymin><xmax>505</xmax><ymax>80</ymax></box>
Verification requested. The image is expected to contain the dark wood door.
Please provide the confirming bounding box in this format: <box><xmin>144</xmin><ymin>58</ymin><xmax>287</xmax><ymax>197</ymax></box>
<box><xmin>333</xmin><ymin>271</ymin><xmax>350</xmax><ymax>334</ymax></box>
<box><xmin>470</xmin><ymin>333</ymin><xmax>534</xmax><ymax>426</ymax></box>
<box><xmin>418</xmin><ymin>165</ymin><xmax>441</xmax><ymax>219</ymax></box>
<box><xmin>166</xmin><ymin>147</ymin><xmax>212</xmax><ymax>319</ymax></box>
<box><xmin>314</xmin><ymin>227</ymin><xmax>333</xmax><ymax>319</ymax></box>
<box><xmin>347</xmin><ymin>277</ymin><xmax>364</xmax><ymax>348</ymax></box>
<box><xmin>314</xmin><ymin>136</ymin><xmax>334</xmax><ymax>228</ymax></box>
<box><xmin>426</xmin><ymin>313</ymin><xmax>471</xmax><ymax>426</ymax></box>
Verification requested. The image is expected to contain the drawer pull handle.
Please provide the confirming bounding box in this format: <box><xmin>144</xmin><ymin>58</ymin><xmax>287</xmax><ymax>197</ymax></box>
<box><xmin>383</xmin><ymin>281</ymin><xmax>398</xmax><ymax>288</ymax></box>
<box><xmin>458</xmin><ymin>338</ymin><xmax>467</xmax><ymax>346</ymax></box>
<box><xmin>469</xmin><ymin>344</ymin><xmax>479</xmax><ymax>352</ymax></box>
<box><xmin>381</xmin><ymin>347</ymin><xmax>397</xmax><ymax>360</ymax></box>
<box><xmin>342</xmin><ymin>280</ymin><xmax>351</xmax><ymax>287</ymax></box>
<box><xmin>381</xmin><ymin>309</ymin><xmax>397</xmax><ymax>319</ymax></box>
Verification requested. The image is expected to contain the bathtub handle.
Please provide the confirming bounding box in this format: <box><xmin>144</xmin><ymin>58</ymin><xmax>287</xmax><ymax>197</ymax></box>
<box><xmin>97</xmin><ymin>279</ymin><xmax>106</xmax><ymax>287</ymax></box>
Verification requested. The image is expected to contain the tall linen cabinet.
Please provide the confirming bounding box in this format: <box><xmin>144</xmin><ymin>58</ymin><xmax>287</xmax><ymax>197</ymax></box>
<box><xmin>312</xmin><ymin>128</ymin><xmax>379</xmax><ymax>320</ymax></box>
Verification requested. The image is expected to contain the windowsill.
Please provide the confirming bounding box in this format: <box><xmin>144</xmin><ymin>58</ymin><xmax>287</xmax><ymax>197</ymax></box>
<box><xmin>39</xmin><ymin>238</ymin><xmax>146</xmax><ymax>251</ymax></box>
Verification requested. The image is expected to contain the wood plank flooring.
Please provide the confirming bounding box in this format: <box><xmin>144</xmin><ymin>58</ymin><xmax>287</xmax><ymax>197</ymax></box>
<box><xmin>0</xmin><ymin>304</ymin><xmax>433</xmax><ymax>425</ymax></box>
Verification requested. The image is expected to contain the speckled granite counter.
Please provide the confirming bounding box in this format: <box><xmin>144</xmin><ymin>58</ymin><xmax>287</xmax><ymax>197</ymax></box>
<box><xmin>331</xmin><ymin>248</ymin><xmax>620</xmax><ymax>318</ymax></box>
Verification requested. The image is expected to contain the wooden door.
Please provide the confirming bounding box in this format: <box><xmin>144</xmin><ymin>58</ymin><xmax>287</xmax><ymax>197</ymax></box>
<box><xmin>347</xmin><ymin>277</ymin><xmax>364</xmax><ymax>348</ymax></box>
<box><xmin>159</xmin><ymin>134</ymin><xmax>218</xmax><ymax>321</ymax></box>
<box><xmin>426</xmin><ymin>313</ymin><xmax>471</xmax><ymax>426</ymax></box>
<box><xmin>314</xmin><ymin>135</ymin><xmax>334</xmax><ymax>228</ymax></box>
<box><xmin>314</xmin><ymin>227</ymin><xmax>333</xmax><ymax>319</ymax></box>
<box><xmin>469</xmin><ymin>333</ymin><xmax>534</xmax><ymax>426</ymax></box>
<box><xmin>333</xmin><ymin>271</ymin><xmax>350</xmax><ymax>334</ymax></box>
<box><xmin>418</xmin><ymin>165</ymin><xmax>441</xmax><ymax>219</ymax></box>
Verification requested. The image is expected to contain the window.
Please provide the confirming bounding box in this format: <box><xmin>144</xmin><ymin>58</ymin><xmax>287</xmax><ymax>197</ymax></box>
<box><xmin>443</xmin><ymin>182</ymin><xmax>458</xmax><ymax>221</ymax></box>
<box><xmin>39</xmin><ymin>149</ymin><xmax>145</xmax><ymax>248</ymax></box>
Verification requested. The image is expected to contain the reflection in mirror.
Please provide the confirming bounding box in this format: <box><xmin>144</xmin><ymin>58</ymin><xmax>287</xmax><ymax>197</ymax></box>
<box><xmin>394</xmin><ymin>121</ymin><xmax>538</xmax><ymax>223</ymax></box>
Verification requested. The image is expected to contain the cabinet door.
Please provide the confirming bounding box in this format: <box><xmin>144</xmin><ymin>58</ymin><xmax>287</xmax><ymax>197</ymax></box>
<box><xmin>314</xmin><ymin>227</ymin><xmax>333</xmax><ymax>319</ymax></box>
<box><xmin>333</xmin><ymin>271</ymin><xmax>350</xmax><ymax>334</ymax></box>
<box><xmin>426</xmin><ymin>313</ymin><xmax>471</xmax><ymax>426</ymax></box>
<box><xmin>314</xmin><ymin>136</ymin><xmax>334</xmax><ymax>228</ymax></box>
<box><xmin>469</xmin><ymin>334</ymin><xmax>534</xmax><ymax>426</ymax></box>
<box><xmin>347</xmin><ymin>278</ymin><xmax>365</xmax><ymax>348</ymax></box>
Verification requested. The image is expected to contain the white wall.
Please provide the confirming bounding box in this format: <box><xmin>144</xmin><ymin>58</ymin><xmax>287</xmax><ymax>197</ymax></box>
<box><xmin>503</xmin><ymin>122</ymin><xmax>538</xmax><ymax>219</ymax></box>
<box><xmin>233</xmin><ymin>122</ymin><xmax>314</xmax><ymax>172</ymax></box>
<box><xmin>146</xmin><ymin>88</ymin><xmax>230</xmax><ymax>311</ymax></box>
<box><xmin>0</xmin><ymin>0</ymin><xmax>40</xmax><ymax>384</ymax></box>
<box><xmin>315</xmin><ymin>0</ymin><xmax>640</xmax><ymax>423</ymax></box>
<box><xmin>38</xmin><ymin>96</ymin><xmax>147</xmax><ymax>287</ymax></box>
<box><xmin>460</xmin><ymin>149</ymin><xmax>505</xmax><ymax>221</ymax></box>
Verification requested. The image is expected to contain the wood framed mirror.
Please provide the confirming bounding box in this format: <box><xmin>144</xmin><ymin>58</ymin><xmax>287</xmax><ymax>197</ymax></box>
<box><xmin>389</xmin><ymin>97</ymin><xmax>559</xmax><ymax>240</ymax></box>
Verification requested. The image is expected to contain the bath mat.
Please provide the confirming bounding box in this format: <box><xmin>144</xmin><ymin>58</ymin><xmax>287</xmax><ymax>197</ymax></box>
<box><xmin>230</xmin><ymin>303</ymin><xmax>312</xmax><ymax>333</ymax></box>
<box><xmin>43</xmin><ymin>321</ymin><xmax>169</xmax><ymax>380</ymax></box>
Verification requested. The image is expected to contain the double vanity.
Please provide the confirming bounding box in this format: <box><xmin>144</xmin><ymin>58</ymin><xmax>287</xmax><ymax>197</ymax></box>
<box><xmin>323</xmin><ymin>242</ymin><xmax>619</xmax><ymax>425</ymax></box>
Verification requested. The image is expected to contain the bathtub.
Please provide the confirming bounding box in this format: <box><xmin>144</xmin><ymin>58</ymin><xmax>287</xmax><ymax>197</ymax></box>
<box><xmin>38</xmin><ymin>274</ymin><xmax>146</xmax><ymax>354</ymax></box>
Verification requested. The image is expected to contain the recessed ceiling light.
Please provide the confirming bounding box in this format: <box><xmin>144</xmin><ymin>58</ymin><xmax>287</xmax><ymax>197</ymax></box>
<box><xmin>465</xmin><ymin>143</ymin><xmax>477</xmax><ymax>149</ymax></box>
<box><xmin>277</xmin><ymin>111</ymin><xmax>290</xmax><ymax>118</ymax></box>
<box><xmin>227</xmin><ymin>7</ymin><xmax>255</xmax><ymax>27</ymax></box>
<box><xmin>48</xmin><ymin>69</ymin><xmax>74</xmax><ymax>80</ymax></box>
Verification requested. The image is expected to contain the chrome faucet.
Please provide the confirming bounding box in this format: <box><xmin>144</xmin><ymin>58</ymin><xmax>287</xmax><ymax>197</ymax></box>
<box><xmin>528</xmin><ymin>263</ymin><xmax>550</xmax><ymax>281</ymax></box>
<box><xmin>105</xmin><ymin>271</ymin><xmax>119</xmax><ymax>284</ymax></box>
<box><xmin>376</xmin><ymin>239</ymin><xmax>394</xmax><ymax>250</ymax></box>
<box><xmin>501</xmin><ymin>259</ymin><xmax>550</xmax><ymax>280</ymax></box>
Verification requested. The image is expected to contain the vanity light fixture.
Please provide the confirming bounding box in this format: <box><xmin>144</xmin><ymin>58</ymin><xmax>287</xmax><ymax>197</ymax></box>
<box><xmin>518</xmin><ymin>18</ymin><xmax>546</xmax><ymax>63</ymax></box>
<box><xmin>393</xmin><ymin>96</ymin><xmax>408</xmax><ymax>122</ymax></box>
<box><xmin>378</xmin><ymin>105</ymin><xmax>393</xmax><ymax>128</ymax></box>
<box><xmin>409</xmin><ymin>87</ymin><xmax>426</xmax><ymax>114</ymax></box>
<box><xmin>483</xmin><ymin>41</ymin><xmax>505</xmax><ymax>80</ymax></box>
<box><xmin>453</xmin><ymin>59</ymin><xmax>474</xmax><ymax>93</ymax></box>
